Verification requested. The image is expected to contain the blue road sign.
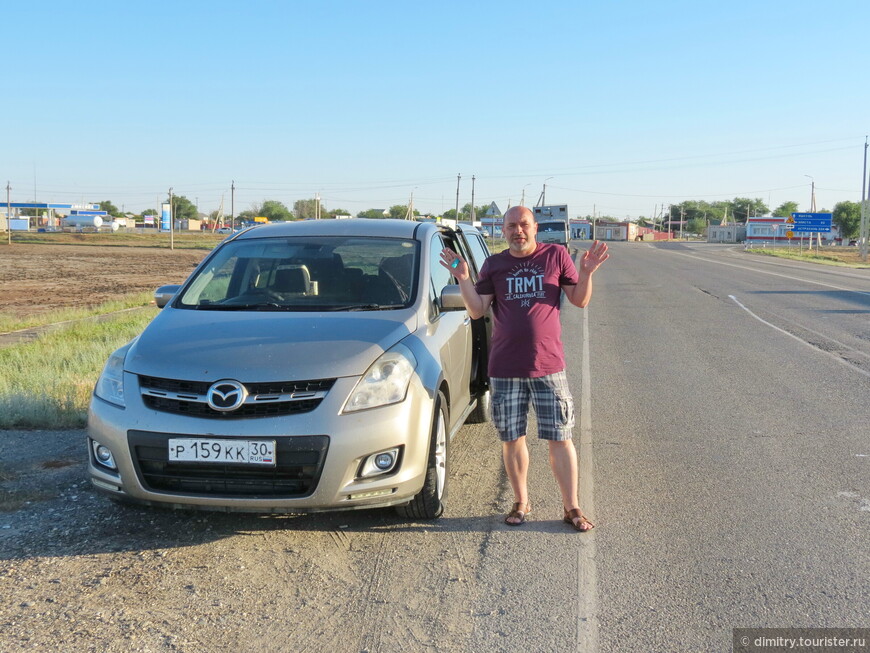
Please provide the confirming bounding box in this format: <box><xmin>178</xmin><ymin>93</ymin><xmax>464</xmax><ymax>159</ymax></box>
<box><xmin>791</xmin><ymin>224</ymin><xmax>830</xmax><ymax>233</ymax></box>
<box><xmin>791</xmin><ymin>212</ymin><xmax>832</xmax><ymax>221</ymax></box>
<box><xmin>790</xmin><ymin>212</ymin><xmax>832</xmax><ymax>233</ymax></box>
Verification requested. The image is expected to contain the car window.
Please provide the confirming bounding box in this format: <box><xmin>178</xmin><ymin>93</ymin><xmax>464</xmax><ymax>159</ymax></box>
<box><xmin>462</xmin><ymin>231</ymin><xmax>490</xmax><ymax>278</ymax></box>
<box><xmin>177</xmin><ymin>236</ymin><xmax>418</xmax><ymax>311</ymax></box>
<box><xmin>428</xmin><ymin>233</ymin><xmax>456</xmax><ymax>316</ymax></box>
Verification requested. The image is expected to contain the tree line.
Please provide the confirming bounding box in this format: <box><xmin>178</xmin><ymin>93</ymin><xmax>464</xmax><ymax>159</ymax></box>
<box><xmin>95</xmin><ymin>198</ymin><xmax>493</xmax><ymax>225</ymax></box>
<box><xmin>95</xmin><ymin>195</ymin><xmax>864</xmax><ymax>239</ymax></box>
<box><xmin>592</xmin><ymin>197</ymin><xmax>862</xmax><ymax>239</ymax></box>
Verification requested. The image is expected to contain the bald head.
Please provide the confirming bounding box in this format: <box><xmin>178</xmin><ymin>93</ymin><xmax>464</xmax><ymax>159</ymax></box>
<box><xmin>502</xmin><ymin>205</ymin><xmax>538</xmax><ymax>257</ymax></box>
<box><xmin>503</xmin><ymin>205</ymin><xmax>534</xmax><ymax>225</ymax></box>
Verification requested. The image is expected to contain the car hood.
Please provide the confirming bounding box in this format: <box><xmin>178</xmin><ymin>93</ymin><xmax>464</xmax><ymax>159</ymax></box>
<box><xmin>125</xmin><ymin>308</ymin><xmax>417</xmax><ymax>382</ymax></box>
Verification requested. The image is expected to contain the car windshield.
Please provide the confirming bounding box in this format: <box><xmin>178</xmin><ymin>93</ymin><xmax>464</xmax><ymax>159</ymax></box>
<box><xmin>538</xmin><ymin>222</ymin><xmax>566</xmax><ymax>233</ymax></box>
<box><xmin>177</xmin><ymin>236</ymin><xmax>418</xmax><ymax>311</ymax></box>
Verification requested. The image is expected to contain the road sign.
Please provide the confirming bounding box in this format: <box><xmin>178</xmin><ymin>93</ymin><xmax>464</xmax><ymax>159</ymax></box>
<box><xmin>790</xmin><ymin>223</ymin><xmax>832</xmax><ymax>233</ymax></box>
<box><xmin>791</xmin><ymin>212</ymin><xmax>832</xmax><ymax>221</ymax></box>
<box><xmin>790</xmin><ymin>212</ymin><xmax>832</xmax><ymax>233</ymax></box>
<box><xmin>485</xmin><ymin>202</ymin><xmax>502</xmax><ymax>217</ymax></box>
<box><xmin>786</xmin><ymin>230</ymin><xmax>794</xmax><ymax>239</ymax></box>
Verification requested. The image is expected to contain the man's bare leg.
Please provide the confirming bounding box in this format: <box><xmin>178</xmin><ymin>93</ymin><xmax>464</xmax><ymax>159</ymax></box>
<box><xmin>548</xmin><ymin>439</ymin><xmax>580</xmax><ymax>510</ymax></box>
<box><xmin>502</xmin><ymin>436</ymin><xmax>530</xmax><ymax>524</ymax></box>
<box><xmin>549</xmin><ymin>439</ymin><xmax>594</xmax><ymax>530</ymax></box>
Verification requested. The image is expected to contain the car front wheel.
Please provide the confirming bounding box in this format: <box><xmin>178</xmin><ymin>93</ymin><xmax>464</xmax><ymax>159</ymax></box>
<box><xmin>396</xmin><ymin>391</ymin><xmax>448</xmax><ymax>520</ymax></box>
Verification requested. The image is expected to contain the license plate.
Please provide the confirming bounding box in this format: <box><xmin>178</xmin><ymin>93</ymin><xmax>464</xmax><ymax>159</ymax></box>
<box><xmin>168</xmin><ymin>438</ymin><xmax>276</xmax><ymax>466</ymax></box>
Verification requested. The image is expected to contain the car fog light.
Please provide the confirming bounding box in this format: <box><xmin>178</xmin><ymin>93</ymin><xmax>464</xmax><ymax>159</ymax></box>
<box><xmin>359</xmin><ymin>447</ymin><xmax>400</xmax><ymax>478</ymax></box>
<box><xmin>92</xmin><ymin>441</ymin><xmax>118</xmax><ymax>470</ymax></box>
<box><xmin>348</xmin><ymin>489</ymin><xmax>395</xmax><ymax>500</ymax></box>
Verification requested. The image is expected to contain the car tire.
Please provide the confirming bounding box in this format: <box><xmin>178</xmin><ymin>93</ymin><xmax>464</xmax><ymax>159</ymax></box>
<box><xmin>465</xmin><ymin>387</ymin><xmax>491</xmax><ymax>424</ymax></box>
<box><xmin>396</xmin><ymin>391</ymin><xmax>448</xmax><ymax>520</ymax></box>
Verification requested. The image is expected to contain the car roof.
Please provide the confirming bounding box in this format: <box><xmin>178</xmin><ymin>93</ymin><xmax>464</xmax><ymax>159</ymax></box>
<box><xmin>232</xmin><ymin>218</ymin><xmax>433</xmax><ymax>241</ymax></box>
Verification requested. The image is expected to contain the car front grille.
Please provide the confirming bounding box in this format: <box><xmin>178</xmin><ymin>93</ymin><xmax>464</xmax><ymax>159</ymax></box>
<box><xmin>138</xmin><ymin>375</ymin><xmax>336</xmax><ymax>419</ymax></box>
<box><xmin>128</xmin><ymin>431</ymin><xmax>329</xmax><ymax>498</ymax></box>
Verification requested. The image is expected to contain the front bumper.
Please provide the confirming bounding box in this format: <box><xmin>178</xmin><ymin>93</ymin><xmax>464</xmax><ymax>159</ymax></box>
<box><xmin>87</xmin><ymin>373</ymin><xmax>435</xmax><ymax>512</ymax></box>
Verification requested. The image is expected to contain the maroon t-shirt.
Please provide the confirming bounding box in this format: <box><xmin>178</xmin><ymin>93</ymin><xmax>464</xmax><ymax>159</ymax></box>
<box><xmin>475</xmin><ymin>243</ymin><xmax>579</xmax><ymax>378</ymax></box>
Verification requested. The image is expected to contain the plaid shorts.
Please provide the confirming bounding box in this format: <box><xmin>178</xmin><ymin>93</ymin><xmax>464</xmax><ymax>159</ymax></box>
<box><xmin>490</xmin><ymin>371</ymin><xmax>575</xmax><ymax>442</ymax></box>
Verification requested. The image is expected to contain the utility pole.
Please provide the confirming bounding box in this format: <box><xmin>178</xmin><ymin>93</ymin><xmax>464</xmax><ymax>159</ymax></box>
<box><xmin>231</xmin><ymin>180</ymin><xmax>235</xmax><ymax>230</ymax></box>
<box><xmin>811</xmin><ymin>178</ymin><xmax>818</xmax><ymax>250</ymax></box>
<box><xmin>6</xmin><ymin>181</ymin><xmax>11</xmax><ymax>245</ymax></box>
<box><xmin>455</xmin><ymin>174</ymin><xmax>461</xmax><ymax>221</ymax></box>
<box><xmin>592</xmin><ymin>203</ymin><xmax>597</xmax><ymax>240</ymax></box>
<box><xmin>405</xmin><ymin>189</ymin><xmax>414</xmax><ymax>220</ymax></box>
<box><xmin>860</xmin><ymin>136</ymin><xmax>868</xmax><ymax>262</ymax></box>
<box><xmin>168</xmin><ymin>187</ymin><xmax>175</xmax><ymax>250</ymax></box>
<box><xmin>470</xmin><ymin>176</ymin><xmax>476</xmax><ymax>223</ymax></box>
<box><xmin>537</xmin><ymin>177</ymin><xmax>553</xmax><ymax>208</ymax></box>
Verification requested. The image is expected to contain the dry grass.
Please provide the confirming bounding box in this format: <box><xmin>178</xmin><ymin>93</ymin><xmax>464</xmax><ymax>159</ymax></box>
<box><xmin>746</xmin><ymin>245</ymin><xmax>869</xmax><ymax>268</ymax></box>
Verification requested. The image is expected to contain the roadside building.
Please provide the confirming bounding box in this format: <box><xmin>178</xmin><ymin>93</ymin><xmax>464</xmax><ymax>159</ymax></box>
<box><xmin>708</xmin><ymin>222</ymin><xmax>747</xmax><ymax>243</ymax></box>
<box><xmin>745</xmin><ymin>216</ymin><xmax>789</xmax><ymax>245</ymax></box>
<box><xmin>569</xmin><ymin>219</ymin><xmax>591</xmax><ymax>239</ymax></box>
<box><xmin>594</xmin><ymin>221</ymin><xmax>632</xmax><ymax>241</ymax></box>
<box><xmin>478</xmin><ymin>216</ymin><xmax>502</xmax><ymax>238</ymax></box>
<box><xmin>176</xmin><ymin>219</ymin><xmax>203</xmax><ymax>231</ymax></box>
<box><xmin>593</xmin><ymin>221</ymin><xmax>666</xmax><ymax>241</ymax></box>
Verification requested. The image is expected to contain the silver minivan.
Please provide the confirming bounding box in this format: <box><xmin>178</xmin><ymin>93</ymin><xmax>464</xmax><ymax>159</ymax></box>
<box><xmin>87</xmin><ymin>219</ymin><xmax>491</xmax><ymax>519</ymax></box>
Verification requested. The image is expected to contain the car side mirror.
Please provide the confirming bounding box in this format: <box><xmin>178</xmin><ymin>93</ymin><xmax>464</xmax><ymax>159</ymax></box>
<box><xmin>439</xmin><ymin>285</ymin><xmax>466</xmax><ymax>311</ymax></box>
<box><xmin>154</xmin><ymin>284</ymin><xmax>181</xmax><ymax>309</ymax></box>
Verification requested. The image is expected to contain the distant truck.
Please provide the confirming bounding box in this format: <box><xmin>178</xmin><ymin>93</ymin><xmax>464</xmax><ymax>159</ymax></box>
<box><xmin>536</xmin><ymin>220</ymin><xmax>569</xmax><ymax>247</ymax></box>
<box><xmin>533</xmin><ymin>205</ymin><xmax>570</xmax><ymax>247</ymax></box>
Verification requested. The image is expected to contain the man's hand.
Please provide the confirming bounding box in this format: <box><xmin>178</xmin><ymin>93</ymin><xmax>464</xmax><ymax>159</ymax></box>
<box><xmin>439</xmin><ymin>248</ymin><xmax>469</xmax><ymax>281</ymax></box>
<box><xmin>580</xmin><ymin>240</ymin><xmax>609</xmax><ymax>276</ymax></box>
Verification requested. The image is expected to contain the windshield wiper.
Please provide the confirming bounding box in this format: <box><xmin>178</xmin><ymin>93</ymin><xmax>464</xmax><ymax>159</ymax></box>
<box><xmin>187</xmin><ymin>303</ymin><xmax>291</xmax><ymax>311</ymax></box>
<box><xmin>326</xmin><ymin>304</ymin><xmax>405</xmax><ymax>311</ymax></box>
<box><xmin>186</xmin><ymin>303</ymin><xmax>405</xmax><ymax>312</ymax></box>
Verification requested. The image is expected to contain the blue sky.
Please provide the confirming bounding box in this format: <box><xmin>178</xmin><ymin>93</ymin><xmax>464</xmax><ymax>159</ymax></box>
<box><xmin>4</xmin><ymin>0</ymin><xmax>869</xmax><ymax>219</ymax></box>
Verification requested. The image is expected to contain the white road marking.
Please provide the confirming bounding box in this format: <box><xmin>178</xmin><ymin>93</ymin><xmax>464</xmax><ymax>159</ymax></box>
<box><xmin>576</xmin><ymin>305</ymin><xmax>600</xmax><ymax>652</ymax></box>
<box><xmin>729</xmin><ymin>295</ymin><xmax>870</xmax><ymax>379</ymax></box>
<box><xmin>673</xmin><ymin>252</ymin><xmax>870</xmax><ymax>296</ymax></box>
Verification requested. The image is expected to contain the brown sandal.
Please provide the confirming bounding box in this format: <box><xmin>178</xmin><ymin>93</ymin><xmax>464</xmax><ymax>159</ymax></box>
<box><xmin>563</xmin><ymin>508</ymin><xmax>594</xmax><ymax>532</ymax></box>
<box><xmin>504</xmin><ymin>502</ymin><xmax>531</xmax><ymax>526</ymax></box>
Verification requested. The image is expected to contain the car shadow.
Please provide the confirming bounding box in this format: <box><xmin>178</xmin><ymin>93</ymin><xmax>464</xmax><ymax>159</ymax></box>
<box><xmin>0</xmin><ymin>481</ymin><xmax>573</xmax><ymax>562</ymax></box>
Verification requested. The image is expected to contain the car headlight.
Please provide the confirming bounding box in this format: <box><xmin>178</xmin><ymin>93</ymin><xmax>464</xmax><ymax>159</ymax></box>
<box><xmin>94</xmin><ymin>344</ymin><xmax>131</xmax><ymax>408</ymax></box>
<box><xmin>343</xmin><ymin>344</ymin><xmax>417</xmax><ymax>413</ymax></box>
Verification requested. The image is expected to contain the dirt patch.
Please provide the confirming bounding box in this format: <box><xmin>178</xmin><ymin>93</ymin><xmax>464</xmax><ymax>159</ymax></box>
<box><xmin>0</xmin><ymin>243</ymin><xmax>208</xmax><ymax>319</ymax></box>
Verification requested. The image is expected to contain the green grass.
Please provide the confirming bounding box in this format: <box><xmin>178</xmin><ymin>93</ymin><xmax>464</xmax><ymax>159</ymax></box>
<box><xmin>7</xmin><ymin>231</ymin><xmax>222</xmax><ymax>250</ymax></box>
<box><xmin>0</xmin><ymin>308</ymin><xmax>157</xmax><ymax>429</ymax></box>
<box><xmin>488</xmin><ymin>240</ymin><xmax>509</xmax><ymax>254</ymax></box>
<box><xmin>0</xmin><ymin>291</ymin><xmax>155</xmax><ymax>333</ymax></box>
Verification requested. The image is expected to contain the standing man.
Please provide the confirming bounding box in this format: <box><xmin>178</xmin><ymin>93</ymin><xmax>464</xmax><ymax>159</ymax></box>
<box><xmin>440</xmin><ymin>206</ymin><xmax>609</xmax><ymax>531</ymax></box>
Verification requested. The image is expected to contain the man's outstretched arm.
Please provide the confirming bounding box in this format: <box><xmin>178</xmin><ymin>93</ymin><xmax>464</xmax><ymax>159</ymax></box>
<box><xmin>563</xmin><ymin>240</ymin><xmax>609</xmax><ymax>308</ymax></box>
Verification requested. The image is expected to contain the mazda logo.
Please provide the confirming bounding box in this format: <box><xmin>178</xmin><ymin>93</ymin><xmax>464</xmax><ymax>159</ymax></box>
<box><xmin>207</xmin><ymin>380</ymin><xmax>248</xmax><ymax>412</ymax></box>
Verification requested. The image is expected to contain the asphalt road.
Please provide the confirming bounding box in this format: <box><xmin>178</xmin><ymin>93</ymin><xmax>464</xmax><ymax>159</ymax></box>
<box><xmin>2</xmin><ymin>242</ymin><xmax>867</xmax><ymax>652</ymax></box>
<box><xmin>586</xmin><ymin>242</ymin><xmax>869</xmax><ymax>652</ymax></box>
